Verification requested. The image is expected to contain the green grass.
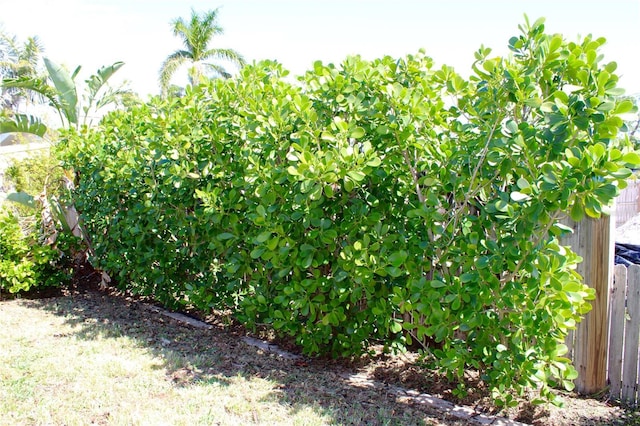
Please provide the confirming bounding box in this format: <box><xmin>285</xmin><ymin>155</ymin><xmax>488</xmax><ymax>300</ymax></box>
<box><xmin>0</xmin><ymin>291</ymin><xmax>457</xmax><ymax>425</ymax></box>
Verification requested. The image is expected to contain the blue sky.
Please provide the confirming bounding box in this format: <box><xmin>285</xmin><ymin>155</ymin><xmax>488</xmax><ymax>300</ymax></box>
<box><xmin>1</xmin><ymin>0</ymin><xmax>639</xmax><ymax>98</ymax></box>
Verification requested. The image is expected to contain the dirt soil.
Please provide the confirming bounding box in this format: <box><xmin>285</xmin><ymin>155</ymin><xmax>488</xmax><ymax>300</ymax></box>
<box><xmin>2</xmin><ymin>268</ymin><xmax>637</xmax><ymax>426</ymax></box>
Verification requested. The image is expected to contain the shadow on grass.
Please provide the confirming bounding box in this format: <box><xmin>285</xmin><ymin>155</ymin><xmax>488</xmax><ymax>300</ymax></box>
<box><xmin>22</xmin><ymin>287</ymin><xmax>632</xmax><ymax>426</ymax></box>
<box><xmin>28</xmin><ymin>288</ymin><xmax>462</xmax><ymax>425</ymax></box>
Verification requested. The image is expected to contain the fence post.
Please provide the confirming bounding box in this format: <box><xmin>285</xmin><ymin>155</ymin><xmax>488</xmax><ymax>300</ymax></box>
<box><xmin>569</xmin><ymin>214</ymin><xmax>614</xmax><ymax>395</ymax></box>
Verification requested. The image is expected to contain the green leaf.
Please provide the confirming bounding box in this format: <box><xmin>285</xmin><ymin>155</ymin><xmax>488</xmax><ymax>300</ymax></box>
<box><xmin>250</xmin><ymin>247</ymin><xmax>266</xmax><ymax>259</ymax></box>
<box><xmin>540</xmin><ymin>102</ymin><xmax>555</xmax><ymax>113</ymax></box>
<box><xmin>366</xmin><ymin>157</ymin><xmax>382</xmax><ymax>167</ymax></box>
<box><xmin>570</xmin><ymin>202</ymin><xmax>584</xmax><ymax>222</ymax></box>
<box><xmin>494</xmin><ymin>199</ymin><xmax>509</xmax><ymax>212</ymax></box>
<box><xmin>217</xmin><ymin>232</ymin><xmax>235</xmax><ymax>240</ymax></box>
<box><xmin>460</xmin><ymin>272</ymin><xmax>477</xmax><ymax>283</ymax></box>
<box><xmin>614</xmin><ymin>99</ymin><xmax>635</xmax><ymax>115</ymax></box>
<box><xmin>376</xmin><ymin>125</ymin><xmax>390</xmax><ymax>135</ymax></box>
<box><xmin>516</xmin><ymin>177</ymin><xmax>530</xmax><ymax>189</ymax></box>
<box><xmin>343</xmin><ymin>178</ymin><xmax>354</xmax><ymax>192</ymax></box>
<box><xmin>310</xmin><ymin>184</ymin><xmax>324</xmax><ymax>200</ymax></box>
<box><xmin>385</xmin><ymin>266</ymin><xmax>403</xmax><ymax>277</ymax></box>
<box><xmin>611</xmin><ymin>168</ymin><xmax>632</xmax><ymax>179</ymax></box>
<box><xmin>390</xmin><ymin>320</ymin><xmax>403</xmax><ymax>334</ymax></box>
<box><xmin>549</xmin><ymin>35</ymin><xmax>563</xmax><ymax>52</ymax></box>
<box><xmin>44</xmin><ymin>58</ymin><xmax>78</xmax><ymax>124</ymax></box>
<box><xmin>430</xmin><ymin>280</ymin><xmax>446</xmax><ymax>288</ymax></box>
<box><xmin>347</xmin><ymin>170</ymin><xmax>366</xmax><ymax>182</ymax></box>
<box><xmin>622</xmin><ymin>152</ymin><xmax>640</xmax><ymax>166</ymax></box>
<box><xmin>301</xmin><ymin>253</ymin><xmax>314</xmax><ymax>269</ymax></box>
<box><xmin>475</xmin><ymin>256</ymin><xmax>491</xmax><ymax>269</ymax></box>
<box><xmin>350</xmin><ymin>127</ymin><xmax>366</xmax><ymax>139</ymax></box>
<box><xmin>321</xmin><ymin>131</ymin><xmax>335</xmax><ymax>142</ymax></box>
<box><xmin>255</xmin><ymin>231</ymin><xmax>272</xmax><ymax>243</ymax></box>
<box><xmin>553</xmin><ymin>222</ymin><xmax>574</xmax><ymax>234</ymax></box>
<box><xmin>388</xmin><ymin>250</ymin><xmax>408</xmax><ymax>268</ymax></box>
<box><xmin>605</xmin><ymin>87</ymin><xmax>625</xmax><ymax>96</ymax></box>
<box><xmin>323</xmin><ymin>184</ymin><xmax>334</xmax><ymax>198</ymax></box>
<box><xmin>510</xmin><ymin>191</ymin><xmax>530</xmax><ymax>202</ymax></box>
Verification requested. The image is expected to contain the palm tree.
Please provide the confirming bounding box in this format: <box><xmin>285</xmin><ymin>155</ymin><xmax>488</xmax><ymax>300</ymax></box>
<box><xmin>159</xmin><ymin>8</ymin><xmax>245</xmax><ymax>97</ymax></box>
<box><xmin>0</xmin><ymin>31</ymin><xmax>45</xmax><ymax>112</ymax></box>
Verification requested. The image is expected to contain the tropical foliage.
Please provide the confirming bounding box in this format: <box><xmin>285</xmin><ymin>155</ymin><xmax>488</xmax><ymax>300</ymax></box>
<box><xmin>1</xmin><ymin>58</ymin><xmax>131</xmax><ymax>133</ymax></box>
<box><xmin>159</xmin><ymin>8</ymin><xmax>245</xmax><ymax>97</ymax></box>
<box><xmin>59</xmin><ymin>18</ymin><xmax>639</xmax><ymax>405</ymax></box>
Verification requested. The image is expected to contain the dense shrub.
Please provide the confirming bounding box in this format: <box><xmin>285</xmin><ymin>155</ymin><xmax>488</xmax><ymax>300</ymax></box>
<box><xmin>59</xmin><ymin>18</ymin><xmax>639</xmax><ymax>404</ymax></box>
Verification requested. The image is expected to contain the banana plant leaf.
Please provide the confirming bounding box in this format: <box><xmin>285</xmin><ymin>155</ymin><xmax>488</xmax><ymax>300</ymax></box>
<box><xmin>44</xmin><ymin>58</ymin><xmax>78</xmax><ymax>125</ymax></box>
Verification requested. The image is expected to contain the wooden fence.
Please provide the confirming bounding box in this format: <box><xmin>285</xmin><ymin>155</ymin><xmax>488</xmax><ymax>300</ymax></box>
<box><xmin>616</xmin><ymin>179</ymin><xmax>640</xmax><ymax>228</ymax></box>
<box><xmin>608</xmin><ymin>264</ymin><xmax>640</xmax><ymax>404</ymax></box>
<box><xmin>563</xmin><ymin>181</ymin><xmax>640</xmax><ymax>405</ymax></box>
<box><xmin>563</xmin><ymin>215</ymin><xmax>614</xmax><ymax>396</ymax></box>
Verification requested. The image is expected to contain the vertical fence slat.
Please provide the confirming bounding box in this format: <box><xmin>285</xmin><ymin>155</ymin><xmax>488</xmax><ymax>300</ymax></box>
<box><xmin>570</xmin><ymin>215</ymin><xmax>613</xmax><ymax>394</ymax></box>
<box><xmin>616</xmin><ymin>180</ymin><xmax>640</xmax><ymax>227</ymax></box>
<box><xmin>622</xmin><ymin>265</ymin><xmax>640</xmax><ymax>403</ymax></box>
<box><xmin>609</xmin><ymin>264</ymin><xmax>628</xmax><ymax>400</ymax></box>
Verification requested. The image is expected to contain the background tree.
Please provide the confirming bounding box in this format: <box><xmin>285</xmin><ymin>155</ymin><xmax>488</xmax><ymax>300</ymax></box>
<box><xmin>159</xmin><ymin>8</ymin><xmax>245</xmax><ymax>97</ymax></box>
<box><xmin>0</xmin><ymin>30</ymin><xmax>45</xmax><ymax>112</ymax></box>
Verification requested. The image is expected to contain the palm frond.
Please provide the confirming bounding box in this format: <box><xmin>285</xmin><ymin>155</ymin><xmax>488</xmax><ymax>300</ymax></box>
<box><xmin>159</xmin><ymin>51</ymin><xmax>192</xmax><ymax>96</ymax></box>
<box><xmin>21</xmin><ymin>36</ymin><xmax>44</xmax><ymax>68</ymax></box>
<box><xmin>201</xmin><ymin>63</ymin><xmax>232</xmax><ymax>79</ymax></box>
<box><xmin>2</xmin><ymin>75</ymin><xmax>62</xmax><ymax>109</ymax></box>
<box><xmin>202</xmin><ymin>48</ymin><xmax>246</xmax><ymax>68</ymax></box>
<box><xmin>190</xmin><ymin>9</ymin><xmax>223</xmax><ymax>59</ymax></box>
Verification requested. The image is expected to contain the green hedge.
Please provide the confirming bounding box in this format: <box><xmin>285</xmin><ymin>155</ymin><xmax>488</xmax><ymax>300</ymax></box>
<box><xmin>59</xmin><ymin>18</ymin><xmax>639</xmax><ymax>405</ymax></box>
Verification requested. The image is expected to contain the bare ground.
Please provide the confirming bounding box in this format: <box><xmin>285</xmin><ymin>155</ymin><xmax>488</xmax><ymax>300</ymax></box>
<box><xmin>1</xmin><ymin>276</ymin><xmax>637</xmax><ymax>426</ymax></box>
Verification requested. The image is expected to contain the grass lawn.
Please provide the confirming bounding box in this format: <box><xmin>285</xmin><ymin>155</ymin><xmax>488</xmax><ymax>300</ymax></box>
<box><xmin>1</xmin><ymin>286</ymin><xmax>637</xmax><ymax>425</ymax></box>
<box><xmin>0</xmin><ymin>289</ymin><xmax>466</xmax><ymax>426</ymax></box>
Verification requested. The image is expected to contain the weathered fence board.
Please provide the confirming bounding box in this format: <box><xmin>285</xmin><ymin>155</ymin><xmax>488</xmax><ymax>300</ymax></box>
<box><xmin>622</xmin><ymin>265</ymin><xmax>640</xmax><ymax>403</ymax></box>
<box><xmin>616</xmin><ymin>180</ymin><xmax>640</xmax><ymax>227</ymax></box>
<box><xmin>562</xmin><ymin>215</ymin><xmax>614</xmax><ymax>394</ymax></box>
<box><xmin>608</xmin><ymin>264</ymin><xmax>627</xmax><ymax>399</ymax></box>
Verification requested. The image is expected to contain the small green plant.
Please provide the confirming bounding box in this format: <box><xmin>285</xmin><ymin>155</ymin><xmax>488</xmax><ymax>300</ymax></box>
<box><xmin>0</xmin><ymin>210</ymin><xmax>70</xmax><ymax>293</ymax></box>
